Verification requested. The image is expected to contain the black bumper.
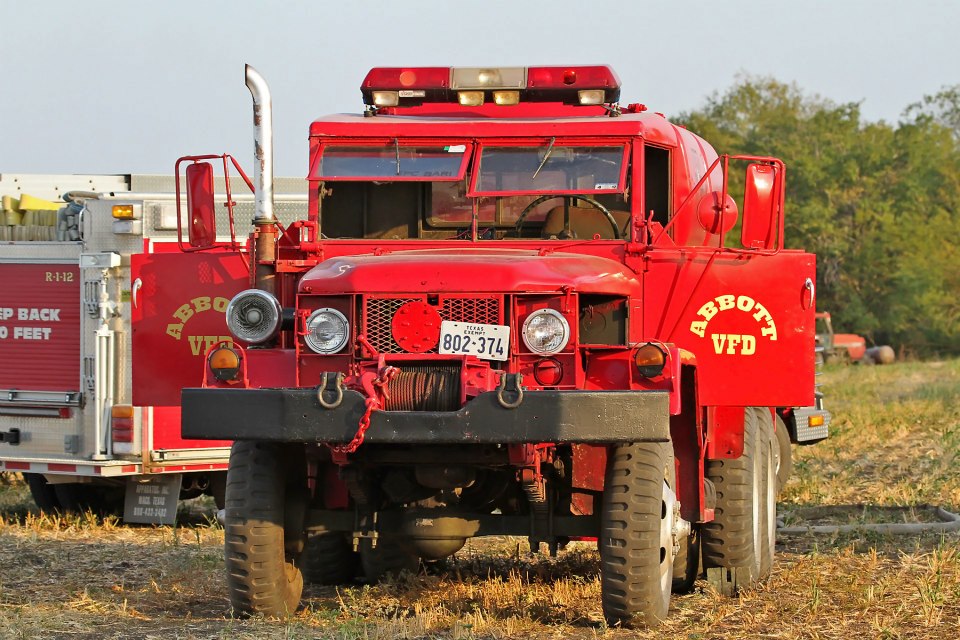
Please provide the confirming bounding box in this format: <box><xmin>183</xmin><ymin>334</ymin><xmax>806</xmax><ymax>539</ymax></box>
<box><xmin>181</xmin><ymin>386</ymin><xmax>670</xmax><ymax>444</ymax></box>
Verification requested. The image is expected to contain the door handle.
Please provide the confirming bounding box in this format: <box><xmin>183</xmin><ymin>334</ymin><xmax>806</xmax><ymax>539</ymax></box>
<box><xmin>803</xmin><ymin>278</ymin><xmax>815</xmax><ymax>309</ymax></box>
<box><xmin>132</xmin><ymin>278</ymin><xmax>142</xmax><ymax>309</ymax></box>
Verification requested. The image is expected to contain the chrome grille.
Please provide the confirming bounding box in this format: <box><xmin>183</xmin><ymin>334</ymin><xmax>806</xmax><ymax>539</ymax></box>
<box><xmin>363</xmin><ymin>295</ymin><xmax>502</xmax><ymax>354</ymax></box>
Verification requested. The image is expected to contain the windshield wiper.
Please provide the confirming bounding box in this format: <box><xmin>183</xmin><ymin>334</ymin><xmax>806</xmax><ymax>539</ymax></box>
<box><xmin>531</xmin><ymin>137</ymin><xmax>556</xmax><ymax>181</ymax></box>
<box><xmin>394</xmin><ymin>138</ymin><xmax>400</xmax><ymax>176</ymax></box>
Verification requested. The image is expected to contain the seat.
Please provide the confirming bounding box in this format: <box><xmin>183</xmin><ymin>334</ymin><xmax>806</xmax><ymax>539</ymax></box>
<box><xmin>540</xmin><ymin>205</ymin><xmax>630</xmax><ymax>239</ymax></box>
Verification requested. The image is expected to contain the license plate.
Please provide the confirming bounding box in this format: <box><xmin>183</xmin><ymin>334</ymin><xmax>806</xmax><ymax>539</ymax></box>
<box><xmin>439</xmin><ymin>321</ymin><xmax>510</xmax><ymax>361</ymax></box>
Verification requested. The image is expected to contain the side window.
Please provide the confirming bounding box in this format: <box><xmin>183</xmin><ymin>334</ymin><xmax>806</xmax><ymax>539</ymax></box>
<box><xmin>644</xmin><ymin>145</ymin><xmax>670</xmax><ymax>227</ymax></box>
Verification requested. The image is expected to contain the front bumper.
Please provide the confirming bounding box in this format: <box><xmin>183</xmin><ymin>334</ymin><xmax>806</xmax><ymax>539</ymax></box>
<box><xmin>181</xmin><ymin>386</ymin><xmax>670</xmax><ymax>444</ymax></box>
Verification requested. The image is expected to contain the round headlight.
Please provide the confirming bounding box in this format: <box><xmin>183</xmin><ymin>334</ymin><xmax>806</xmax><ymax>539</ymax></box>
<box><xmin>304</xmin><ymin>308</ymin><xmax>350</xmax><ymax>354</ymax></box>
<box><xmin>226</xmin><ymin>290</ymin><xmax>281</xmax><ymax>344</ymax></box>
<box><xmin>521</xmin><ymin>308</ymin><xmax>570</xmax><ymax>355</ymax></box>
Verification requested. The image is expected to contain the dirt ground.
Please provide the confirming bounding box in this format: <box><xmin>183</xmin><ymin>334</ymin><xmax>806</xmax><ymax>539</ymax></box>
<box><xmin>1</xmin><ymin>360</ymin><xmax>958</xmax><ymax>639</ymax></box>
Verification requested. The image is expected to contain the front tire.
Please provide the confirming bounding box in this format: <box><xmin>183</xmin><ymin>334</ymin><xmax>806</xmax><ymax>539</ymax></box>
<box><xmin>600</xmin><ymin>442</ymin><xmax>674</xmax><ymax>627</ymax></box>
<box><xmin>224</xmin><ymin>441</ymin><xmax>304</xmax><ymax>617</ymax></box>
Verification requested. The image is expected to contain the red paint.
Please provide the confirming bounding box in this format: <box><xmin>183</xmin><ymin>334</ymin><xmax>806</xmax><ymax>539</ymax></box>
<box><xmin>0</xmin><ymin>263</ymin><xmax>80</xmax><ymax>392</ymax></box>
<box><xmin>151</xmin><ymin>406</ymin><xmax>232</xmax><ymax>451</ymax></box>
<box><xmin>3</xmin><ymin>461</ymin><xmax>30</xmax><ymax>470</ymax></box>
<box><xmin>391</xmin><ymin>301</ymin><xmax>442</xmax><ymax>353</ymax></box>
<box><xmin>171</xmin><ymin>64</ymin><xmax>824</xmax><ymax>528</ymax></box>
<box><xmin>131</xmin><ymin>251</ymin><xmax>250</xmax><ymax>407</ymax></box>
<box><xmin>706</xmin><ymin>406</ymin><xmax>746</xmax><ymax>459</ymax></box>
<box><xmin>47</xmin><ymin>463</ymin><xmax>77</xmax><ymax>473</ymax></box>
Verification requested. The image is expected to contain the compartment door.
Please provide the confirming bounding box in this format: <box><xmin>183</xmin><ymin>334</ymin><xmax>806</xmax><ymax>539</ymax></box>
<box><xmin>643</xmin><ymin>250</ymin><xmax>816</xmax><ymax>408</ymax></box>
<box><xmin>131</xmin><ymin>251</ymin><xmax>248</xmax><ymax>408</ymax></box>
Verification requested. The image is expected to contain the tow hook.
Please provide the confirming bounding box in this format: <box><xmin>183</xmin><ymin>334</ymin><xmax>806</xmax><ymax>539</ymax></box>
<box><xmin>496</xmin><ymin>373</ymin><xmax>524</xmax><ymax>409</ymax></box>
<box><xmin>317</xmin><ymin>372</ymin><xmax>345</xmax><ymax>409</ymax></box>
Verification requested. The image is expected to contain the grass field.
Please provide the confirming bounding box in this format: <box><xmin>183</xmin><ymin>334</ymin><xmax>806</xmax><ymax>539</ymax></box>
<box><xmin>1</xmin><ymin>360</ymin><xmax>958</xmax><ymax>639</ymax></box>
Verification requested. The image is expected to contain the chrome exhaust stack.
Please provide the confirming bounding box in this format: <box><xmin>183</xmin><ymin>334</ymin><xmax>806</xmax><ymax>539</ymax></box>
<box><xmin>244</xmin><ymin>64</ymin><xmax>278</xmax><ymax>293</ymax></box>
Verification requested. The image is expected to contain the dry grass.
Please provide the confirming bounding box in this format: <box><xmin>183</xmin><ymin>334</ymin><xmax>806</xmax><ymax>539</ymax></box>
<box><xmin>1</xmin><ymin>359</ymin><xmax>959</xmax><ymax>638</ymax></box>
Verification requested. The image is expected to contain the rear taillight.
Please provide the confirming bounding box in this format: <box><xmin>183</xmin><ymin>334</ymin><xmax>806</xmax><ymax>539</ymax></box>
<box><xmin>111</xmin><ymin>405</ymin><xmax>135</xmax><ymax>444</ymax></box>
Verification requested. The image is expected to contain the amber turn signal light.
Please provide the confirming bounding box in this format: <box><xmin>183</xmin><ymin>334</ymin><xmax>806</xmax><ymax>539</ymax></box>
<box><xmin>209</xmin><ymin>345</ymin><xmax>241</xmax><ymax>382</ymax></box>
<box><xmin>634</xmin><ymin>343</ymin><xmax>667</xmax><ymax>378</ymax></box>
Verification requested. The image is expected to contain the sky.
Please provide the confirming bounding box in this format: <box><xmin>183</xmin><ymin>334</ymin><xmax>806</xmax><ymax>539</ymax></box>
<box><xmin>1</xmin><ymin>1</ymin><xmax>957</xmax><ymax>177</ymax></box>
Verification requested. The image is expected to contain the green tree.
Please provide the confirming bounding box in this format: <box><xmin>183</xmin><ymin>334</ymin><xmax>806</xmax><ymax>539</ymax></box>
<box><xmin>676</xmin><ymin>77</ymin><xmax>960</xmax><ymax>354</ymax></box>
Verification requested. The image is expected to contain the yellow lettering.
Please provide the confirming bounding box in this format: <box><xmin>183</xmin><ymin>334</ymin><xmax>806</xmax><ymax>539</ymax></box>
<box><xmin>761</xmin><ymin>324</ymin><xmax>778</xmax><ymax>341</ymax></box>
<box><xmin>166</xmin><ymin>323</ymin><xmax>183</xmax><ymax>340</ymax></box>
<box><xmin>711</xmin><ymin>333</ymin><xmax>757</xmax><ymax>355</ymax></box>
<box><xmin>752</xmin><ymin>302</ymin><xmax>772</xmax><ymax>324</ymax></box>
<box><xmin>717</xmin><ymin>294</ymin><xmax>736</xmax><ymax>311</ymax></box>
<box><xmin>188</xmin><ymin>335</ymin><xmax>233</xmax><ymax>356</ymax></box>
<box><xmin>188</xmin><ymin>335</ymin><xmax>205</xmax><ymax>356</ymax></box>
<box><xmin>213</xmin><ymin>297</ymin><xmax>229</xmax><ymax>312</ymax></box>
<box><xmin>725</xmin><ymin>334</ymin><xmax>742</xmax><ymax>354</ymax></box>
<box><xmin>736</xmin><ymin>295</ymin><xmax>756</xmax><ymax>312</ymax></box>
<box><xmin>192</xmin><ymin>296</ymin><xmax>211</xmax><ymax>313</ymax></box>
<box><xmin>173</xmin><ymin>303</ymin><xmax>194</xmax><ymax>323</ymax></box>
<box><xmin>697</xmin><ymin>300</ymin><xmax>719</xmax><ymax>322</ymax></box>
<box><xmin>690</xmin><ymin>320</ymin><xmax>707</xmax><ymax>338</ymax></box>
<box><xmin>711</xmin><ymin>334</ymin><xmax>726</xmax><ymax>354</ymax></box>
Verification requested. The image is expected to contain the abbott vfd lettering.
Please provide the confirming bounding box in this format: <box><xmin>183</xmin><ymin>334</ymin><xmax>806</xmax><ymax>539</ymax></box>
<box><xmin>164</xmin><ymin>296</ymin><xmax>233</xmax><ymax>355</ymax></box>
<box><xmin>689</xmin><ymin>294</ymin><xmax>778</xmax><ymax>355</ymax></box>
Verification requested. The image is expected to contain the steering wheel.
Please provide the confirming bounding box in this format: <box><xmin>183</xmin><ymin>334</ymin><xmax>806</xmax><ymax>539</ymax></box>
<box><xmin>513</xmin><ymin>195</ymin><xmax>621</xmax><ymax>239</ymax></box>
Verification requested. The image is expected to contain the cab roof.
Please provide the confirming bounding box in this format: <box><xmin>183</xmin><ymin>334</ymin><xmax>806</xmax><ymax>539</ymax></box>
<box><xmin>309</xmin><ymin>109</ymin><xmax>683</xmax><ymax>148</ymax></box>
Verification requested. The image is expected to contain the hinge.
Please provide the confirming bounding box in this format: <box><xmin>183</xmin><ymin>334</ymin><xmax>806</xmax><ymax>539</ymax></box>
<box><xmin>83</xmin><ymin>280</ymin><xmax>100</xmax><ymax>318</ymax></box>
<box><xmin>83</xmin><ymin>356</ymin><xmax>96</xmax><ymax>394</ymax></box>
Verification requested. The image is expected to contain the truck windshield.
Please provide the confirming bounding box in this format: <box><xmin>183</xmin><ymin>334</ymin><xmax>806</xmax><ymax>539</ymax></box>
<box><xmin>313</xmin><ymin>143</ymin><xmax>468</xmax><ymax>180</ymax></box>
<box><xmin>475</xmin><ymin>144</ymin><xmax>626</xmax><ymax>195</ymax></box>
<box><xmin>315</xmin><ymin>141</ymin><xmax>630</xmax><ymax>241</ymax></box>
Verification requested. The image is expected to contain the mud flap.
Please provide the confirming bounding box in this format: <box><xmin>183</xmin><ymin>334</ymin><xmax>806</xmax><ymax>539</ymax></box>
<box><xmin>123</xmin><ymin>474</ymin><xmax>181</xmax><ymax>525</ymax></box>
<box><xmin>706</xmin><ymin>566</ymin><xmax>754</xmax><ymax>597</ymax></box>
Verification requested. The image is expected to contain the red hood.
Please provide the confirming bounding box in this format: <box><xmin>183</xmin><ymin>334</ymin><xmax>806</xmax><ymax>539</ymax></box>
<box><xmin>299</xmin><ymin>248</ymin><xmax>639</xmax><ymax>295</ymax></box>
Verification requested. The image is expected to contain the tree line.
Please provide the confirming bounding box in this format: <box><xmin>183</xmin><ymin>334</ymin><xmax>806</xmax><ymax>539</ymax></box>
<box><xmin>677</xmin><ymin>78</ymin><xmax>960</xmax><ymax>356</ymax></box>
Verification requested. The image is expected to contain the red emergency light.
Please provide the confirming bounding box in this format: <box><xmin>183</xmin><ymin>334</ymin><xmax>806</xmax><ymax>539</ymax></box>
<box><xmin>361</xmin><ymin>65</ymin><xmax>621</xmax><ymax>108</ymax></box>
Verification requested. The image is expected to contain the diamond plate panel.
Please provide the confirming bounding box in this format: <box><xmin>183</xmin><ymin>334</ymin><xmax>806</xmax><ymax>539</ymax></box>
<box><xmin>363</xmin><ymin>295</ymin><xmax>503</xmax><ymax>354</ymax></box>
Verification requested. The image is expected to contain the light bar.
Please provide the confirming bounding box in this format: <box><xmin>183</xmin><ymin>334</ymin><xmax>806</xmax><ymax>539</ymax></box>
<box><xmin>451</xmin><ymin>67</ymin><xmax>525</xmax><ymax>90</ymax></box>
<box><xmin>360</xmin><ymin>65</ymin><xmax>621</xmax><ymax>107</ymax></box>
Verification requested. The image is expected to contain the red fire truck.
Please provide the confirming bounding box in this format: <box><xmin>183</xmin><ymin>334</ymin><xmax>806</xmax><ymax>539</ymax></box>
<box><xmin>0</xmin><ymin>173</ymin><xmax>305</xmax><ymax>524</ymax></box>
<box><xmin>177</xmin><ymin>65</ymin><xmax>829</xmax><ymax>626</ymax></box>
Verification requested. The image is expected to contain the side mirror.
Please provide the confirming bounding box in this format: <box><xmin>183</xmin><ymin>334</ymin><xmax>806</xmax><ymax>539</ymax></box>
<box><xmin>740</xmin><ymin>163</ymin><xmax>779</xmax><ymax>250</ymax></box>
<box><xmin>185</xmin><ymin>162</ymin><xmax>217</xmax><ymax>248</ymax></box>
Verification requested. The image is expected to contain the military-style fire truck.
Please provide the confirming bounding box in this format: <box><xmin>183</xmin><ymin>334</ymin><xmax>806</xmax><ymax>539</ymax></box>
<box><xmin>179</xmin><ymin>65</ymin><xmax>829</xmax><ymax>626</ymax></box>
<box><xmin>0</xmin><ymin>173</ymin><xmax>305</xmax><ymax>523</ymax></box>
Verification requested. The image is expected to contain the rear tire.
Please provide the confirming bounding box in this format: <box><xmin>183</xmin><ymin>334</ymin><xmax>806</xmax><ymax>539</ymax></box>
<box><xmin>301</xmin><ymin>533</ymin><xmax>358</xmax><ymax>585</ymax></box>
<box><xmin>24</xmin><ymin>473</ymin><xmax>61</xmax><ymax>513</ymax></box>
<box><xmin>52</xmin><ymin>482</ymin><xmax>124</xmax><ymax>517</ymax></box>
<box><xmin>759</xmin><ymin>419</ymin><xmax>777</xmax><ymax>578</ymax></box>
<box><xmin>359</xmin><ymin>535</ymin><xmax>419</xmax><ymax>582</ymax></box>
<box><xmin>224</xmin><ymin>441</ymin><xmax>304</xmax><ymax>617</ymax></box>
<box><xmin>671</xmin><ymin>527</ymin><xmax>700</xmax><ymax>594</ymax></box>
<box><xmin>702</xmin><ymin>408</ymin><xmax>772</xmax><ymax>595</ymax></box>
<box><xmin>600</xmin><ymin>442</ymin><xmax>674</xmax><ymax>627</ymax></box>
<box><xmin>773</xmin><ymin>415</ymin><xmax>793</xmax><ymax>494</ymax></box>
